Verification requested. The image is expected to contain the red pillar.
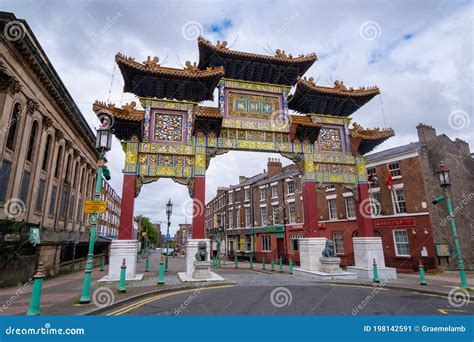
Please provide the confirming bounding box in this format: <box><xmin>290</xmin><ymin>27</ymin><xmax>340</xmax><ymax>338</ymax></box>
<box><xmin>355</xmin><ymin>182</ymin><xmax>374</xmax><ymax>237</ymax></box>
<box><xmin>302</xmin><ymin>180</ymin><xmax>319</xmax><ymax>237</ymax></box>
<box><xmin>192</xmin><ymin>176</ymin><xmax>206</xmax><ymax>239</ymax></box>
<box><xmin>119</xmin><ymin>173</ymin><xmax>136</xmax><ymax>240</ymax></box>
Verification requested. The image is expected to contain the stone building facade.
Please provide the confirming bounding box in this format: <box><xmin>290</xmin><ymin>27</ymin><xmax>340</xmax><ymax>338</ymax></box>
<box><xmin>205</xmin><ymin>124</ymin><xmax>473</xmax><ymax>271</ymax></box>
<box><xmin>0</xmin><ymin>12</ymin><xmax>100</xmax><ymax>279</ymax></box>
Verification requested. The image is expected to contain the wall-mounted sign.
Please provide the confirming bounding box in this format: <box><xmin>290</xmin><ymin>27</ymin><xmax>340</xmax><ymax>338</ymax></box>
<box><xmin>374</xmin><ymin>217</ymin><xmax>416</xmax><ymax>228</ymax></box>
<box><xmin>84</xmin><ymin>200</ymin><xmax>107</xmax><ymax>214</ymax></box>
<box><xmin>254</xmin><ymin>225</ymin><xmax>284</xmax><ymax>234</ymax></box>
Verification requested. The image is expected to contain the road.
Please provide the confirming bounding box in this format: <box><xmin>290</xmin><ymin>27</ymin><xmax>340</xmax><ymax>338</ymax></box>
<box><xmin>104</xmin><ymin>269</ymin><xmax>474</xmax><ymax>316</ymax></box>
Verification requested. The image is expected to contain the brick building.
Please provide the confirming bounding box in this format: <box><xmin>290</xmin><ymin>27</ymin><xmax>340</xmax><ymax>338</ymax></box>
<box><xmin>97</xmin><ymin>179</ymin><xmax>121</xmax><ymax>239</ymax></box>
<box><xmin>175</xmin><ymin>223</ymin><xmax>192</xmax><ymax>254</ymax></box>
<box><xmin>206</xmin><ymin>124</ymin><xmax>474</xmax><ymax>272</ymax></box>
<box><xmin>0</xmin><ymin>12</ymin><xmax>102</xmax><ymax>282</ymax></box>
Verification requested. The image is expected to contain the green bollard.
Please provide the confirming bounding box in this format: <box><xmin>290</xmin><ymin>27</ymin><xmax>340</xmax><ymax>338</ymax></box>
<box><xmin>418</xmin><ymin>260</ymin><xmax>427</xmax><ymax>285</ymax></box>
<box><xmin>250</xmin><ymin>257</ymin><xmax>253</xmax><ymax>270</ymax></box>
<box><xmin>235</xmin><ymin>256</ymin><xmax>239</xmax><ymax>269</ymax></box>
<box><xmin>289</xmin><ymin>259</ymin><xmax>293</xmax><ymax>275</ymax></box>
<box><xmin>262</xmin><ymin>258</ymin><xmax>266</xmax><ymax>270</ymax></box>
<box><xmin>271</xmin><ymin>259</ymin><xmax>275</xmax><ymax>272</ymax></box>
<box><xmin>145</xmin><ymin>257</ymin><xmax>150</xmax><ymax>272</ymax></box>
<box><xmin>27</xmin><ymin>262</ymin><xmax>45</xmax><ymax>316</ymax></box>
<box><xmin>99</xmin><ymin>258</ymin><xmax>104</xmax><ymax>272</ymax></box>
<box><xmin>118</xmin><ymin>259</ymin><xmax>127</xmax><ymax>293</ymax></box>
<box><xmin>157</xmin><ymin>261</ymin><xmax>165</xmax><ymax>285</ymax></box>
<box><xmin>279</xmin><ymin>258</ymin><xmax>283</xmax><ymax>273</ymax></box>
<box><xmin>372</xmin><ymin>258</ymin><xmax>380</xmax><ymax>283</ymax></box>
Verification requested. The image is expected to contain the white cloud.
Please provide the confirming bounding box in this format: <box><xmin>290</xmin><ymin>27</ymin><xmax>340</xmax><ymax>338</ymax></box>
<box><xmin>4</xmin><ymin>0</ymin><xmax>471</xmax><ymax>233</ymax></box>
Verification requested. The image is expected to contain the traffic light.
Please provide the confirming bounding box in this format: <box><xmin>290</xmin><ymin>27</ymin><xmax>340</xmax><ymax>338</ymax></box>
<box><xmin>102</xmin><ymin>165</ymin><xmax>111</xmax><ymax>181</ymax></box>
<box><xmin>432</xmin><ymin>195</ymin><xmax>445</xmax><ymax>205</ymax></box>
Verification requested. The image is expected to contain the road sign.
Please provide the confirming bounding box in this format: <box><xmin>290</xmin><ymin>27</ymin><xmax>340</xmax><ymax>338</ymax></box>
<box><xmin>166</xmin><ymin>234</ymin><xmax>171</xmax><ymax>241</ymax></box>
<box><xmin>84</xmin><ymin>200</ymin><xmax>107</xmax><ymax>214</ymax></box>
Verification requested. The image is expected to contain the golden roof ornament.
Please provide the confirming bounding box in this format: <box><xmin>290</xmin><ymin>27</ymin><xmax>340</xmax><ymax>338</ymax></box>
<box><xmin>143</xmin><ymin>56</ymin><xmax>160</xmax><ymax>69</ymax></box>
<box><xmin>275</xmin><ymin>49</ymin><xmax>293</xmax><ymax>59</ymax></box>
<box><xmin>185</xmin><ymin>61</ymin><xmax>199</xmax><ymax>73</ymax></box>
<box><xmin>122</xmin><ymin>101</ymin><xmax>137</xmax><ymax>114</ymax></box>
<box><xmin>215</xmin><ymin>40</ymin><xmax>228</xmax><ymax>49</ymax></box>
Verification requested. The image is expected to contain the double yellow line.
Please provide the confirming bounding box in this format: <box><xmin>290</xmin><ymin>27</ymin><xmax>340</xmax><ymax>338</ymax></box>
<box><xmin>107</xmin><ymin>285</ymin><xmax>234</xmax><ymax>316</ymax></box>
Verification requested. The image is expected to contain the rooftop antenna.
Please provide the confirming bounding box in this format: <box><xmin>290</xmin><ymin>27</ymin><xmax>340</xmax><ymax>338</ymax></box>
<box><xmin>107</xmin><ymin>62</ymin><xmax>116</xmax><ymax>104</ymax></box>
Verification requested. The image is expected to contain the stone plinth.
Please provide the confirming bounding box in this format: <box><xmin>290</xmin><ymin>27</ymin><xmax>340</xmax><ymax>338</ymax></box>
<box><xmin>319</xmin><ymin>257</ymin><xmax>343</xmax><ymax>274</ymax></box>
<box><xmin>178</xmin><ymin>239</ymin><xmax>224</xmax><ymax>282</ymax></box>
<box><xmin>192</xmin><ymin>261</ymin><xmax>211</xmax><ymax>280</ymax></box>
<box><xmin>347</xmin><ymin>237</ymin><xmax>397</xmax><ymax>280</ymax></box>
<box><xmin>298</xmin><ymin>238</ymin><xmax>327</xmax><ymax>272</ymax></box>
<box><xmin>99</xmin><ymin>239</ymin><xmax>143</xmax><ymax>282</ymax></box>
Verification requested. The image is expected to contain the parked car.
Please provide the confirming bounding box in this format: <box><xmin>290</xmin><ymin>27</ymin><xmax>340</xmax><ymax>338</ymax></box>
<box><xmin>162</xmin><ymin>248</ymin><xmax>177</xmax><ymax>256</ymax></box>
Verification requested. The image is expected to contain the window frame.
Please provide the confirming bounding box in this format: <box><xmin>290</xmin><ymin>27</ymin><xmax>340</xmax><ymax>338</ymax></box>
<box><xmin>261</xmin><ymin>235</ymin><xmax>272</xmax><ymax>252</ymax></box>
<box><xmin>344</xmin><ymin>195</ymin><xmax>356</xmax><ymax>219</ymax></box>
<box><xmin>391</xmin><ymin>188</ymin><xmax>407</xmax><ymax>214</ymax></box>
<box><xmin>388</xmin><ymin>162</ymin><xmax>401</xmax><ymax>177</ymax></box>
<box><xmin>393</xmin><ymin>229</ymin><xmax>410</xmax><ymax>257</ymax></box>
<box><xmin>328</xmin><ymin>198</ymin><xmax>337</xmax><ymax>220</ymax></box>
<box><xmin>333</xmin><ymin>231</ymin><xmax>345</xmax><ymax>255</ymax></box>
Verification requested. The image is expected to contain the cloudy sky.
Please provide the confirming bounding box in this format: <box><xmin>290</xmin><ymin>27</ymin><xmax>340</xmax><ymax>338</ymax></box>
<box><xmin>2</xmin><ymin>0</ymin><xmax>472</xmax><ymax>234</ymax></box>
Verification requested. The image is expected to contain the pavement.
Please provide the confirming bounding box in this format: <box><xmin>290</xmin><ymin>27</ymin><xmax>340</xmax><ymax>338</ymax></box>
<box><xmin>0</xmin><ymin>251</ymin><xmax>472</xmax><ymax>316</ymax></box>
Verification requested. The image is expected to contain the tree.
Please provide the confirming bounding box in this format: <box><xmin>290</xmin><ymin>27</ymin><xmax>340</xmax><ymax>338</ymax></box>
<box><xmin>140</xmin><ymin>216</ymin><xmax>158</xmax><ymax>245</ymax></box>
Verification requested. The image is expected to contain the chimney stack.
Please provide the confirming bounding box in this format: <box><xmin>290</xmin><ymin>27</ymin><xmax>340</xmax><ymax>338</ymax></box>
<box><xmin>239</xmin><ymin>176</ymin><xmax>247</xmax><ymax>183</ymax></box>
<box><xmin>267</xmin><ymin>158</ymin><xmax>283</xmax><ymax>178</ymax></box>
<box><xmin>416</xmin><ymin>123</ymin><xmax>437</xmax><ymax>145</ymax></box>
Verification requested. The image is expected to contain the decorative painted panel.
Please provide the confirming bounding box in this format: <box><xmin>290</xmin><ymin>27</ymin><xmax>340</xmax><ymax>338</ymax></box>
<box><xmin>227</xmin><ymin>91</ymin><xmax>281</xmax><ymax>120</ymax></box>
<box><xmin>319</xmin><ymin>127</ymin><xmax>343</xmax><ymax>152</ymax></box>
<box><xmin>153</xmin><ymin>112</ymin><xmax>183</xmax><ymax>142</ymax></box>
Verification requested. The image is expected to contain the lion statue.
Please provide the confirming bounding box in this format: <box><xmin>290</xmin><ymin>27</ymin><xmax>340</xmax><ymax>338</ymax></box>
<box><xmin>195</xmin><ymin>241</ymin><xmax>208</xmax><ymax>261</ymax></box>
<box><xmin>322</xmin><ymin>240</ymin><xmax>336</xmax><ymax>257</ymax></box>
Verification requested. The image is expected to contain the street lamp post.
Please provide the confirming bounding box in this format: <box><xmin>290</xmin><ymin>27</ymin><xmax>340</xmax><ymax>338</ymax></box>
<box><xmin>165</xmin><ymin>199</ymin><xmax>172</xmax><ymax>272</ymax></box>
<box><xmin>80</xmin><ymin>118</ymin><xmax>112</xmax><ymax>304</ymax></box>
<box><xmin>433</xmin><ymin>162</ymin><xmax>468</xmax><ymax>289</ymax></box>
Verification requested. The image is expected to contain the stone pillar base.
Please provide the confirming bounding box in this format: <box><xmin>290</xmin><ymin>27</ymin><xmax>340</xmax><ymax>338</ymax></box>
<box><xmin>192</xmin><ymin>261</ymin><xmax>211</xmax><ymax>280</ymax></box>
<box><xmin>178</xmin><ymin>239</ymin><xmax>224</xmax><ymax>282</ymax></box>
<box><xmin>99</xmin><ymin>240</ymin><xmax>143</xmax><ymax>282</ymax></box>
<box><xmin>298</xmin><ymin>238</ymin><xmax>327</xmax><ymax>272</ymax></box>
<box><xmin>346</xmin><ymin>237</ymin><xmax>397</xmax><ymax>280</ymax></box>
<box><xmin>319</xmin><ymin>257</ymin><xmax>343</xmax><ymax>274</ymax></box>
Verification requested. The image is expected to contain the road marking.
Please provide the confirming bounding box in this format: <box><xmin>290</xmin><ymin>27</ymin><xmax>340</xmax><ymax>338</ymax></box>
<box><xmin>438</xmin><ymin>308</ymin><xmax>466</xmax><ymax>315</ymax></box>
<box><xmin>329</xmin><ymin>283</ymin><xmax>388</xmax><ymax>290</ymax></box>
<box><xmin>108</xmin><ymin>285</ymin><xmax>234</xmax><ymax>316</ymax></box>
